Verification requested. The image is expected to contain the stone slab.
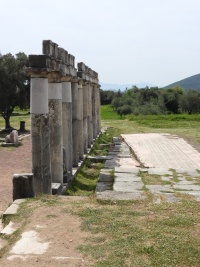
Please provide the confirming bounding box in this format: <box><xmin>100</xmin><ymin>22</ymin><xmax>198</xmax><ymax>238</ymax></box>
<box><xmin>148</xmin><ymin>168</ymin><xmax>173</xmax><ymax>176</ymax></box>
<box><xmin>0</xmin><ymin>221</ymin><xmax>17</xmax><ymax>235</ymax></box>
<box><xmin>177</xmin><ymin>191</ymin><xmax>200</xmax><ymax>201</ymax></box>
<box><xmin>173</xmin><ymin>184</ymin><xmax>200</xmax><ymax>191</ymax></box>
<box><xmin>98</xmin><ymin>172</ymin><xmax>113</xmax><ymax>182</ymax></box>
<box><xmin>113</xmin><ymin>181</ymin><xmax>143</xmax><ymax>192</ymax></box>
<box><xmin>146</xmin><ymin>185</ymin><xmax>174</xmax><ymax>193</ymax></box>
<box><xmin>115</xmin><ymin>177</ymin><xmax>142</xmax><ymax>183</ymax></box>
<box><xmin>3</xmin><ymin>204</ymin><xmax>19</xmax><ymax>216</ymax></box>
<box><xmin>13</xmin><ymin>199</ymin><xmax>26</xmax><ymax>205</ymax></box>
<box><xmin>122</xmin><ymin>133</ymin><xmax>200</xmax><ymax>169</ymax></box>
<box><xmin>176</xmin><ymin>180</ymin><xmax>196</xmax><ymax>185</ymax></box>
<box><xmin>161</xmin><ymin>193</ymin><xmax>179</xmax><ymax>203</ymax></box>
<box><xmin>161</xmin><ymin>176</ymin><xmax>173</xmax><ymax>181</ymax></box>
<box><xmin>175</xmin><ymin>169</ymin><xmax>200</xmax><ymax>176</ymax></box>
<box><xmin>96</xmin><ymin>182</ymin><xmax>113</xmax><ymax>192</ymax></box>
<box><xmin>88</xmin><ymin>156</ymin><xmax>113</xmax><ymax>161</ymax></box>
<box><xmin>115</xmin><ymin>167</ymin><xmax>140</xmax><ymax>174</ymax></box>
<box><xmin>96</xmin><ymin>190</ymin><xmax>145</xmax><ymax>201</ymax></box>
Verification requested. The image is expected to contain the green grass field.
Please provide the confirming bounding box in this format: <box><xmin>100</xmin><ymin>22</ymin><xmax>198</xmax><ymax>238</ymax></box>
<box><xmin>1</xmin><ymin>105</ymin><xmax>200</xmax><ymax>266</ymax></box>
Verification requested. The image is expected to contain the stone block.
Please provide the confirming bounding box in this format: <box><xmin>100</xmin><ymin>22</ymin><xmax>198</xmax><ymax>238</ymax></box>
<box><xmin>114</xmin><ymin>173</ymin><xmax>142</xmax><ymax>182</ymax></box>
<box><xmin>13</xmin><ymin>174</ymin><xmax>34</xmax><ymax>201</ymax></box>
<box><xmin>0</xmin><ymin>221</ymin><xmax>17</xmax><ymax>235</ymax></box>
<box><xmin>77</xmin><ymin>62</ymin><xmax>85</xmax><ymax>72</ymax></box>
<box><xmin>29</xmin><ymin>55</ymin><xmax>50</xmax><ymax>69</ymax></box>
<box><xmin>52</xmin><ymin>183</ymin><xmax>62</xmax><ymax>195</ymax></box>
<box><xmin>43</xmin><ymin>40</ymin><xmax>55</xmax><ymax>56</ymax></box>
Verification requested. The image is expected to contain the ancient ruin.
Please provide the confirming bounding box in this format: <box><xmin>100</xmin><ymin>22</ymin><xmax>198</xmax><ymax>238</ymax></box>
<box><xmin>27</xmin><ymin>40</ymin><xmax>101</xmax><ymax>196</ymax></box>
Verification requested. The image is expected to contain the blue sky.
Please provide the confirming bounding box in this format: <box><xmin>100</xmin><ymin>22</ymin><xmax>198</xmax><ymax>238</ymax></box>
<box><xmin>1</xmin><ymin>0</ymin><xmax>200</xmax><ymax>87</ymax></box>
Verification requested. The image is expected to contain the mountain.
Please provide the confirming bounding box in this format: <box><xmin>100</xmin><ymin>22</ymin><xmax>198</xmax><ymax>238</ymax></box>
<box><xmin>164</xmin><ymin>73</ymin><xmax>200</xmax><ymax>91</ymax></box>
<box><xmin>100</xmin><ymin>82</ymin><xmax>155</xmax><ymax>91</ymax></box>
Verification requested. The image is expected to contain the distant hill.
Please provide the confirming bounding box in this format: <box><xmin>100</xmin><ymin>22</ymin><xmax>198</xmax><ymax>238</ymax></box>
<box><xmin>100</xmin><ymin>82</ymin><xmax>155</xmax><ymax>91</ymax></box>
<box><xmin>164</xmin><ymin>73</ymin><xmax>200</xmax><ymax>91</ymax></box>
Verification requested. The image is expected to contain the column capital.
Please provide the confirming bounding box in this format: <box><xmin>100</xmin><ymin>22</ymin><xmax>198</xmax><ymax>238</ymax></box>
<box><xmin>28</xmin><ymin>69</ymin><xmax>49</xmax><ymax>78</ymax></box>
<box><xmin>61</xmin><ymin>75</ymin><xmax>72</xmax><ymax>82</ymax></box>
<box><xmin>71</xmin><ymin>76</ymin><xmax>78</xmax><ymax>83</ymax></box>
<box><xmin>48</xmin><ymin>71</ymin><xmax>62</xmax><ymax>83</ymax></box>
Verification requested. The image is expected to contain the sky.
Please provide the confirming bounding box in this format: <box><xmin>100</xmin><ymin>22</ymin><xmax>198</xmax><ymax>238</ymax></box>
<box><xmin>1</xmin><ymin>0</ymin><xmax>200</xmax><ymax>87</ymax></box>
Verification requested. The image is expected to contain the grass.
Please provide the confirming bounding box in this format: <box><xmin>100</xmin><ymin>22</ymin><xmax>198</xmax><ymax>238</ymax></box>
<box><xmin>75</xmin><ymin>198</ymin><xmax>200</xmax><ymax>267</ymax></box>
<box><xmin>66</xmin><ymin>131</ymin><xmax>114</xmax><ymax>196</ymax></box>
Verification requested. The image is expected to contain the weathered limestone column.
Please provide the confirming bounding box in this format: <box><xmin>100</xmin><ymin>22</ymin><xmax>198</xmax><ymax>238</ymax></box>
<box><xmin>71</xmin><ymin>77</ymin><xmax>79</xmax><ymax>167</ymax></box>
<box><xmin>48</xmin><ymin>72</ymin><xmax>63</xmax><ymax>185</ymax></box>
<box><xmin>97</xmin><ymin>84</ymin><xmax>101</xmax><ymax>134</ymax></box>
<box><xmin>92</xmin><ymin>83</ymin><xmax>97</xmax><ymax>139</ymax></box>
<box><xmin>87</xmin><ymin>81</ymin><xmax>93</xmax><ymax>147</ymax></box>
<box><xmin>62</xmin><ymin>78</ymin><xmax>73</xmax><ymax>178</ymax></box>
<box><xmin>78</xmin><ymin>79</ymin><xmax>84</xmax><ymax>159</ymax></box>
<box><xmin>30</xmin><ymin>71</ymin><xmax>51</xmax><ymax>195</ymax></box>
<box><xmin>83</xmin><ymin>81</ymin><xmax>89</xmax><ymax>153</ymax></box>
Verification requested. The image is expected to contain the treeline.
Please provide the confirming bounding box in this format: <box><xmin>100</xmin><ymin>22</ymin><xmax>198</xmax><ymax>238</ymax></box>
<box><xmin>100</xmin><ymin>86</ymin><xmax>200</xmax><ymax>116</ymax></box>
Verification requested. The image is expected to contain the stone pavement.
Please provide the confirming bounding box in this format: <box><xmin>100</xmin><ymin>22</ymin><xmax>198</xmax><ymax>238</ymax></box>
<box><xmin>96</xmin><ymin>133</ymin><xmax>200</xmax><ymax>202</ymax></box>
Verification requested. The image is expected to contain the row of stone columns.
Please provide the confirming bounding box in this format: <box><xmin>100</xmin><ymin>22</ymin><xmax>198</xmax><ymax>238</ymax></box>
<box><xmin>28</xmin><ymin>40</ymin><xmax>101</xmax><ymax>196</ymax></box>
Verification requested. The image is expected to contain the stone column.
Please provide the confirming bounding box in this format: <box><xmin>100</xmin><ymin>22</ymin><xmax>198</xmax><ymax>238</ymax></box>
<box><xmin>92</xmin><ymin>83</ymin><xmax>97</xmax><ymax>139</ymax></box>
<box><xmin>30</xmin><ymin>73</ymin><xmax>51</xmax><ymax>195</ymax></box>
<box><xmin>97</xmin><ymin>85</ymin><xmax>101</xmax><ymax>134</ymax></box>
<box><xmin>62</xmin><ymin>77</ymin><xmax>73</xmax><ymax>179</ymax></box>
<box><xmin>82</xmin><ymin>81</ymin><xmax>88</xmax><ymax>153</ymax></box>
<box><xmin>71</xmin><ymin>77</ymin><xmax>79</xmax><ymax>167</ymax></box>
<box><xmin>87</xmin><ymin>82</ymin><xmax>93</xmax><ymax>147</ymax></box>
<box><xmin>48</xmin><ymin>72</ymin><xmax>63</xmax><ymax>185</ymax></box>
<box><xmin>78</xmin><ymin>79</ymin><xmax>84</xmax><ymax>159</ymax></box>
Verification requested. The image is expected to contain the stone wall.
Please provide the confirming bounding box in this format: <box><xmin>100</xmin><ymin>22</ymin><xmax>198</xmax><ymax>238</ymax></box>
<box><xmin>28</xmin><ymin>40</ymin><xmax>101</xmax><ymax>195</ymax></box>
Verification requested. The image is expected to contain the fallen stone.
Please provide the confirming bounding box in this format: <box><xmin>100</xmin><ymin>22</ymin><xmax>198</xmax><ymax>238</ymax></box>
<box><xmin>1</xmin><ymin>221</ymin><xmax>17</xmax><ymax>235</ymax></box>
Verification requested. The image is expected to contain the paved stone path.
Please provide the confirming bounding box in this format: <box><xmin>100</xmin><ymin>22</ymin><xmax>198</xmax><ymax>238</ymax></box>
<box><xmin>96</xmin><ymin>133</ymin><xmax>200</xmax><ymax>202</ymax></box>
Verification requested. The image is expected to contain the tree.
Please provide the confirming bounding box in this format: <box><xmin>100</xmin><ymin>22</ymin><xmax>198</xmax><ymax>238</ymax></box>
<box><xmin>179</xmin><ymin>90</ymin><xmax>200</xmax><ymax>114</ymax></box>
<box><xmin>0</xmin><ymin>52</ymin><xmax>29</xmax><ymax>129</ymax></box>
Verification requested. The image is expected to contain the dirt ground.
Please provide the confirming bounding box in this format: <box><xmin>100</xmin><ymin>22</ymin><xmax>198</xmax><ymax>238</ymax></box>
<box><xmin>0</xmin><ymin>136</ymin><xmax>93</xmax><ymax>266</ymax></box>
<box><xmin>0</xmin><ymin>135</ymin><xmax>32</xmax><ymax>213</ymax></box>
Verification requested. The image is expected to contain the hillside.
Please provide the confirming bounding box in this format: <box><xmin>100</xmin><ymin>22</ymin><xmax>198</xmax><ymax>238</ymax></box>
<box><xmin>164</xmin><ymin>73</ymin><xmax>200</xmax><ymax>91</ymax></box>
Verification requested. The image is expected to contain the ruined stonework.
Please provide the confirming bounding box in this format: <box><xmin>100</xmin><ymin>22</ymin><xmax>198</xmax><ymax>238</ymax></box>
<box><xmin>27</xmin><ymin>40</ymin><xmax>101</xmax><ymax>195</ymax></box>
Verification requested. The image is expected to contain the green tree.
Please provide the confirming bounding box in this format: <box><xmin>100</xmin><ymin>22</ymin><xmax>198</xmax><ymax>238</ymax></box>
<box><xmin>179</xmin><ymin>90</ymin><xmax>200</xmax><ymax>114</ymax></box>
<box><xmin>0</xmin><ymin>52</ymin><xmax>29</xmax><ymax>129</ymax></box>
